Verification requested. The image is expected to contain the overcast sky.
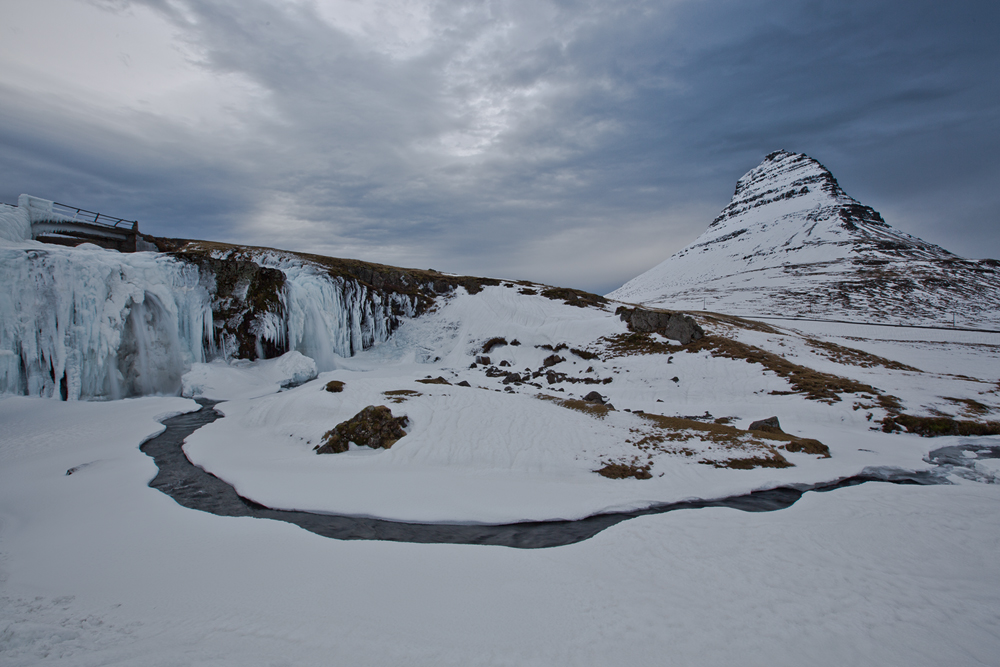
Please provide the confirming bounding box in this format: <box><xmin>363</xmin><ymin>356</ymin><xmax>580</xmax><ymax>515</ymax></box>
<box><xmin>2</xmin><ymin>0</ymin><xmax>997</xmax><ymax>294</ymax></box>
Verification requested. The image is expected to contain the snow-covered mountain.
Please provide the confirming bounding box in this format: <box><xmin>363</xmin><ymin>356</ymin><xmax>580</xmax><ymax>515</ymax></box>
<box><xmin>609</xmin><ymin>150</ymin><xmax>1000</xmax><ymax>328</ymax></box>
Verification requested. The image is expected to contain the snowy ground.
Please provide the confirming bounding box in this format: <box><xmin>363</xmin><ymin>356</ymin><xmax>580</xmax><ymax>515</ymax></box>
<box><xmin>3</xmin><ymin>285</ymin><xmax>1000</xmax><ymax>664</ymax></box>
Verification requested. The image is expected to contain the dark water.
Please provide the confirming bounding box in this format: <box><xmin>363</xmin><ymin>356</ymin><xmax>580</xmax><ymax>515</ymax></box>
<box><xmin>138</xmin><ymin>399</ymin><xmax>948</xmax><ymax>549</ymax></box>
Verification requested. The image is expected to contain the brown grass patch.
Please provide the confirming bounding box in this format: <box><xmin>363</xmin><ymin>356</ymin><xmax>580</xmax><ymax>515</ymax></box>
<box><xmin>537</xmin><ymin>393</ymin><xmax>613</xmax><ymax>418</ymax></box>
<box><xmin>881</xmin><ymin>414</ymin><xmax>1000</xmax><ymax>437</ymax></box>
<box><xmin>701</xmin><ymin>452</ymin><xmax>793</xmax><ymax>469</ymax></box>
<box><xmin>695</xmin><ymin>313</ymin><xmax>782</xmax><ymax>334</ymax></box>
<box><xmin>324</xmin><ymin>380</ymin><xmax>345</xmax><ymax>393</ymax></box>
<box><xmin>599</xmin><ymin>332</ymin><xmax>901</xmax><ymax>409</ymax></box>
<box><xmin>595</xmin><ymin>461</ymin><xmax>652</xmax><ymax>480</ymax></box>
<box><xmin>945</xmin><ymin>397</ymin><xmax>992</xmax><ymax>418</ymax></box>
<box><xmin>805</xmin><ymin>337</ymin><xmax>922</xmax><ymax>372</ymax></box>
<box><xmin>383</xmin><ymin>389</ymin><xmax>422</xmax><ymax>403</ymax></box>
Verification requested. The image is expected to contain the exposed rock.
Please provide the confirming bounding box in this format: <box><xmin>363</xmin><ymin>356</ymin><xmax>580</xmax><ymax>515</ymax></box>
<box><xmin>482</xmin><ymin>337</ymin><xmax>507</xmax><ymax>353</ymax></box>
<box><xmin>583</xmin><ymin>391</ymin><xmax>606</xmax><ymax>404</ymax></box>
<box><xmin>456</xmin><ymin>380</ymin><xmax>471</xmax><ymax>387</ymax></box>
<box><xmin>315</xmin><ymin>405</ymin><xmax>408</xmax><ymax>454</ymax></box>
<box><xmin>615</xmin><ymin>306</ymin><xmax>704</xmax><ymax>345</ymax></box>
<box><xmin>499</xmin><ymin>360</ymin><xmax>510</xmax><ymax>367</ymax></box>
<box><xmin>748</xmin><ymin>416</ymin><xmax>783</xmax><ymax>433</ymax></box>
<box><xmin>543</xmin><ymin>354</ymin><xmax>565</xmax><ymax>368</ymax></box>
<box><xmin>324</xmin><ymin>380</ymin><xmax>344</xmax><ymax>393</ymax></box>
<box><xmin>475</xmin><ymin>356</ymin><xmax>491</xmax><ymax>366</ymax></box>
<box><xmin>416</xmin><ymin>376</ymin><xmax>451</xmax><ymax>385</ymax></box>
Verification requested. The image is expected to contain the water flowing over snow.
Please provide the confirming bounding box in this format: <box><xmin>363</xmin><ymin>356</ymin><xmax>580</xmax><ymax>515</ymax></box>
<box><xmin>1</xmin><ymin>239</ymin><xmax>416</xmax><ymax>399</ymax></box>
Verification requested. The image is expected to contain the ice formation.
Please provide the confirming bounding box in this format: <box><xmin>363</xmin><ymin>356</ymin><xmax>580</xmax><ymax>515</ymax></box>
<box><xmin>1</xmin><ymin>203</ymin><xmax>416</xmax><ymax>399</ymax></box>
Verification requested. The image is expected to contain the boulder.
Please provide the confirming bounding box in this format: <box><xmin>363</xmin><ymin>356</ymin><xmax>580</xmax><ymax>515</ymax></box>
<box><xmin>315</xmin><ymin>405</ymin><xmax>409</xmax><ymax>454</ymax></box>
<box><xmin>583</xmin><ymin>391</ymin><xmax>606</xmax><ymax>404</ymax></box>
<box><xmin>748</xmin><ymin>416</ymin><xmax>783</xmax><ymax>433</ymax></box>
<box><xmin>615</xmin><ymin>306</ymin><xmax>705</xmax><ymax>344</ymax></box>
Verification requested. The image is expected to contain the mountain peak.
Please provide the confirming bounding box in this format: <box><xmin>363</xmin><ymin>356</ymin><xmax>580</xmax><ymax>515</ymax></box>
<box><xmin>607</xmin><ymin>151</ymin><xmax>999</xmax><ymax>327</ymax></box>
<box><xmin>710</xmin><ymin>150</ymin><xmax>855</xmax><ymax>229</ymax></box>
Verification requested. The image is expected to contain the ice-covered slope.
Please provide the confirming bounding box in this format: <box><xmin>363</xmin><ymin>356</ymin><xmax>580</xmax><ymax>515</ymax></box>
<box><xmin>609</xmin><ymin>151</ymin><xmax>1000</xmax><ymax>327</ymax></box>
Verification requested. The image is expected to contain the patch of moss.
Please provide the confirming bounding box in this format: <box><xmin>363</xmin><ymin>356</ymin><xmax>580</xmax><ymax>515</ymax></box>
<box><xmin>881</xmin><ymin>414</ymin><xmax>1000</xmax><ymax>437</ymax></box>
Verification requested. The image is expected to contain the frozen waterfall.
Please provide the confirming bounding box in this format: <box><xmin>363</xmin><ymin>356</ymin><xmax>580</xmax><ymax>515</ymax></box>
<box><xmin>1</xmin><ymin>230</ymin><xmax>418</xmax><ymax>400</ymax></box>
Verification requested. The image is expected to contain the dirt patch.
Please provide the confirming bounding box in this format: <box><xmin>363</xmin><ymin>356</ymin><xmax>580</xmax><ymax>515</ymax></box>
<box><xmin>324</xmin><ymin>380</ymin><xmax>345</xmax><ymax>393</ymax></box>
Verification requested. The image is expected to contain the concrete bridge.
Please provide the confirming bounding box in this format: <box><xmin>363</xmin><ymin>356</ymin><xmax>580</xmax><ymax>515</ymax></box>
<box><xmin>18</xmin><ymin>194</ymin><xmax>146</xmax><ymax>252</ymax></box>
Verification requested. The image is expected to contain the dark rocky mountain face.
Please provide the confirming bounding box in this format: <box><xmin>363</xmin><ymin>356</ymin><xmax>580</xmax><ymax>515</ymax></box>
<box><xmin>609</xmin><ymin>150</ymin><xmax>1000</xmax><ymax>328</ymax></box>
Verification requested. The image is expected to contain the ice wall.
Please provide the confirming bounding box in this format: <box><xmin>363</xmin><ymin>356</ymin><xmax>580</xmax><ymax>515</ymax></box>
<box><xmin>0</xmin><ymin>204</ymin><xmax>31</xmax><ymax>243</ymax></box>
<box><xmin>0</xmin><ymin>244</ymin><xmax>213</xmax><ymax>399</ymax></box>
<box><xmin>1</xmin><ymin>240</ymin><xmax>419</xmax><ymax>399</ymax></box>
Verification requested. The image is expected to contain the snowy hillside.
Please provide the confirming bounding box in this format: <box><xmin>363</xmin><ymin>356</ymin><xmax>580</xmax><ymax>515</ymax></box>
<box><xmin>609</xmin><ymin>150</ymin><xmax>1000</xmax><ymax>328</ymax></box>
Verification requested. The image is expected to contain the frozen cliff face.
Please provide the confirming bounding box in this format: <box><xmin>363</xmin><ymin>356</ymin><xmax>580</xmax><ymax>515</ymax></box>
<box><xmin>0</xmin><ymin>243</ymin><xmax>213</xmax><ymax>399</ymax></box>
<box><xmin>609</xmin><ymin>151</ymin><xmax>1000</xmax><ymax>328</ymax></box>
<box><xmin>0</xmin><ymin>204</ymin><xmax>32</xmax><ymax>243</ymax></box>
<box><xmin>1</xmin><ymin>238</ymin><xmax>421</xmax><ymax>399</ymax></box>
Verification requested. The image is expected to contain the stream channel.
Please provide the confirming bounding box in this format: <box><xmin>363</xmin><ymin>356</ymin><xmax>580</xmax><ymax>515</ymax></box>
<box><xmin>137</xmin><ymin>399</ymin><xmax>993</xmax><ymax>549</ymax></box>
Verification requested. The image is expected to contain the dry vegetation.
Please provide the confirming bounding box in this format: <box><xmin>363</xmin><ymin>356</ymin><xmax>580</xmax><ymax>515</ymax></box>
<box><xmin>804</xmin><ymin>337</ymin><xmax>921</xmax><ymax>372</ymax></box>
<box><xmin>383</xmin><ymin>389</ymin><xmax>422</xmax><ymax>403</ymax></box>
<box><xmin>599</xmin><ymin>331</ymin><xmax>902</xmax><ymax>409</ymax></box>
<box><xmin>536</xmin><ymin>393</ymin><xmax>613</xmax><ymax>418</ymax></box>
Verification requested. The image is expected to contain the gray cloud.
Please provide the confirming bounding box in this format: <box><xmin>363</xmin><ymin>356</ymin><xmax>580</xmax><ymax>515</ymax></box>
<box><xmin>2</xmin><ymin>0</ymin><xmax>997</xmax><ymax>294</ymax></box>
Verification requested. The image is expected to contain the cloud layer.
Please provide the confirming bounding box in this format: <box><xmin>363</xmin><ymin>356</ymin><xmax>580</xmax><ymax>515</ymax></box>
<box><xmin>2</xmin><ymin>0</ymin><xmax>997</xmax><ymax>293</ymax></box>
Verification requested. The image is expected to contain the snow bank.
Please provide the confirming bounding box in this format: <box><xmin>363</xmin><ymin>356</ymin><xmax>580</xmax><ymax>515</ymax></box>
<box><xmin>182</xmin><ymin>350</ymin><xmax>318</xmax><ymax>400</ymax></box>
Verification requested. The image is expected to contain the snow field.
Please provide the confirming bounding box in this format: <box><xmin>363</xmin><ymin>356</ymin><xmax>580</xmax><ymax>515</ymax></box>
<box><xmin>178</xmin><ymin>286</ymin><xmax>971</xmax><ymax>524</ymax></box>
<box><xmin>1</xmin><ymin>394</ymin><xmax>998</xmax><ymax>665</ymax></box>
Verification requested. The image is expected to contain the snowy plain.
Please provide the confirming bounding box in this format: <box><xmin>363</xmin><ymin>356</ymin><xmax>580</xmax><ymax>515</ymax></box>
<box><xmin>1</xmin><ymin>395</ymin><xmax>999</xmax><ymax>666</ymax></box>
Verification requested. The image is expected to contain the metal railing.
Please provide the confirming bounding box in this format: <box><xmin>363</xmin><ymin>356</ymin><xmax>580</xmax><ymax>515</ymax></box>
<box><xmin>50</xmin><ymin>201</ymin><xmax>138</xmax><ymax>230</ymax></box>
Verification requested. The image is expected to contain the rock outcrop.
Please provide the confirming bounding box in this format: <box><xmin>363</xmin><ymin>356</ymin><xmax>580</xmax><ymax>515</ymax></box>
<box><xmin>315</xmin><ymin>405</ymin><xmax>409</xmax><ymax>454</ymax></box>
<box><xmin>615</xmin><ymin>306</ymin><xmax>704</xmax><ymax>344</ymax></box>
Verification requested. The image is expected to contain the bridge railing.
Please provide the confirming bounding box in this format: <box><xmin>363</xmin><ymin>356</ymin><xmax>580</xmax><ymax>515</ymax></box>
<box><xmin>50</xmin><ymin>201</ymin><xmax>138</xmax><ymax>230</ymax></box>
